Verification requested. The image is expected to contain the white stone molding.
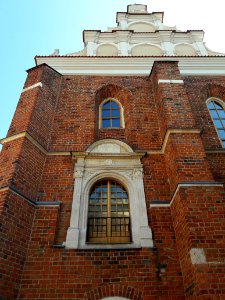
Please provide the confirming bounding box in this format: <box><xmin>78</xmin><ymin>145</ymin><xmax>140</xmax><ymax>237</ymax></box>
<box><xmin>35</xmin><ymin>56</ymin><xmax>225</xmax><ymax>76</ymax></box>
<box><xmin>65</xmin><ymin>139</ymin><xmax>153</xmax><ymax>249</ymax></box>
<box><xmin>174</xmin><ymin>43</ymin><xmax>197</xmax><ymax>56</ymax></box>
<box><xmin>131</xmin><ymin>43</ymin><xmax>163</xmax><ymax>56</ymax></box>
<box><xmin>150</xmin><ymin>182</ymin><xmax>224</xmax><ymax>209</ymax></box>
<box><xmin>102</xmin><ymin>298</ymin><xmax>130</xmax><ymax>300</ymax></box>
<box><xmin>127</xmin><ymin>21</ymin><xmax>156</xmax><ymax>32</ymax></box>
<box><xmin>158</xmin><ymin>79</ymin><xmax>184</xmax><ymax>84</ymax></box>
<box><xmin>148</xmin><ymin>129</ymin><xmax>201</xmax><ymax>155</ymax></box>
<box><xmin>190</xmin><ymin>248</ymin><xmax>206</xmax><ymax>265</ymax></box>
<box><xmin>96</xmin><ymin>43</ymin><xmax>119</xmax><ymax>56</ymax></box>
<box><xmin>22</xmin><ymin>82</ymin><xmax>43</xmax><ymax>93</ymax></box>
<box><xmin>170</xmin><ymin>182</ymin><xmax>224</xmax><ymax>208</ymax></box>
<box><xmin>206</xmin><ymin>97</ymin><xmax>225</xmax><ymax>109</ymax></box>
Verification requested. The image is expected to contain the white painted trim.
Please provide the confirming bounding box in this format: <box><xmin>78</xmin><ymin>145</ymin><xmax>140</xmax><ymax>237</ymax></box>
<box><xmin>22</xmin><ymin>82</ymin><xmax>42</xmax><ymax>93</ymax></box>
<box><xmin>150</xmin><ymin>203</ymin><xmax>170</xmax><ymax>208</ymax></box>
<box><xmin>0</xmin><ymin>186</ymin><xmax>9</xmax><ymax>193</ymax></box>
<box><xmin>170</xmin><ymin>182</ymin><xmax>224</xmax><ymax>207</ymax></box>
<box><xmin>87</xmin><ymin>139</ymin><xmax>133</xmax><ymax>153</ymax></box>
<box><xmin>150</xmin><ymin>182</ymin><xmax>224</xmax><ymax>209</ymax></box>
<box><xmin>102</xmin><ymin>297</ymin><xmax>130</xmax><ymax>300</ymax></box>
<box><xmin>0</xmin><ymin>132</ymin><xmax>71</xmax><ymax>156</ymax></box>
<box><xmin>148</xmin><ymin>129</ymin><xmax>201</xmax><ymax>155</ymax></box>
<box><xmin>0</xmin><ymin>132</ymin><xmax>46</xmax><ymax>155</ymax></box>
<box><xmin>158</xmin><ymin>79</ymin><xmax>184</xmax><ymax>84</ymax></box>
<box><xmin>35</xmin><ymin>56</ymin><xmax>225</xmax><ymax>76</ymax></box>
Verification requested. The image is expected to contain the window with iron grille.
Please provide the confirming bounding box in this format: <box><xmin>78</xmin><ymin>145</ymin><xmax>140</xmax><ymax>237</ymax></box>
<box><xmin>208</xmin><ymin>100</ymin><xmax>225</xmax><ymax>147</ymax></box>
<box><xmin>87</xmin><ymin>179</ymin><xmax>131</xmax><ymax>243</ymax></box>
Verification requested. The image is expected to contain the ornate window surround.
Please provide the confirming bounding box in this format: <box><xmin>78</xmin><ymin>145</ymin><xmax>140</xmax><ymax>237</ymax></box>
<box><xmin>65</xmin><ymin>139</ymin><xmax>153</xmax><ymax>249</ymax></box>
<box><xmin>99</xmin><ymin>98</ymin><xmax>125</xmax><ymax>129</ymax></box>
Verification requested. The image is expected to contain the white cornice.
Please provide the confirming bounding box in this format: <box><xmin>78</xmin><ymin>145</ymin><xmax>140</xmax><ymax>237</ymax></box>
<box><xmin>35</xmin><ymin>56</ymin><xmax>225</xmax><ymax>76</ymax></box>
<box><xmin>83</xmin><ymin>30</ymin><xmax>204</xmax><ymax>45</ymax></box>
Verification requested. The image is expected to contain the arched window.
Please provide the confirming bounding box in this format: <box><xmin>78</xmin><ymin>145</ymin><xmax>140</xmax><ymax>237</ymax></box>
<box><xmin>87</xmin><ymin>179</ymin><xmax>131</xmax><ymax>243</ymax></box>
<box><xmin>100</xmin><ymin>99</ymin><xmax>122</xmax><ymax>128</ymax></box>
<box><xmin>207</xmin><ymin>100</ymin><xmax>225</xmax><ymax>147</ymax></box>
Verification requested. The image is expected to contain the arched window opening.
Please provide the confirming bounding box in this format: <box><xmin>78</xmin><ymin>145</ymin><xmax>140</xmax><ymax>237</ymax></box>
<box><xmin>101</xmin><ymin>99</ymin><xmax>121</xmax><ymax>128</ymax></box>
<box><xmin>87</xmin><ymin>179</ymin><xmax>131</xmax><ymax>243</ymax></box>
<box><xmin>207</xmin><ymin>100</ymin><xmax>225</xmax><ymax>147</ymax></box>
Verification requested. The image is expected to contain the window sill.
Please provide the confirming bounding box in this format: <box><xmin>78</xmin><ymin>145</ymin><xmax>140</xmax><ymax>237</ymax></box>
<box><xmin>99</xmin><ymin>127</ymin><xmax>124</xmax><ymax>130</ymax></box>
<box><xmin>76</xmin><ymin>243</ymin><xmax>143</xmax><ymax>250</ymax></box>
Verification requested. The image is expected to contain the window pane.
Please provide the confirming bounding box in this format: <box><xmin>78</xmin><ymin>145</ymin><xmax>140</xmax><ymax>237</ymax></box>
<box><xmin>102</xmin><ymin>205</ymin><xmax>107</xmax><ymax>212</ymax></box>
<box><xmin>112</xmin><ymin>118</ymin><xmax>120</xmax><ymax>127</ymax></box>
<box><xmin>102</xmin><ymin>110</ymin><xmax>110</xmax><ymax>118</ymax></box>
<box><xmin>87</xmin><ymin>180</ymin><xmax>130</xmax><ymax>243</ymax></box>
<box><xmin>103</xmin><ymin>101</ymin><xmax>110</xmax><ymax>109</ymax></box>
<box><xmin>208</xmin><ymin>102</ymin><xmax>214</xmax><ymax>109</ymax></box>
<box><xmin>218</xmin><ymin>129</ymin><xmax>225</xmax><ymax>139</ymax></box>
<box><xmin>102</xmin><ymin>119</ymin><xmax>110</xmax><ymax>128</ymax></box>
<box><xmin>210</xmin><ymin>110</ymin><xmax>218</xmax><ymax>119</ymax></box>
<box><xmin>214</xmin><ymin>120</ymin><xmax>223</xmax><ymax>128</ymax></box>
<box><xmin>214</xmin><ymin>102</ymin><xmax>223</xmax><ymax>109</ymax></box>
<box><xmin>112</xmin><ymin>109</ymin><xmax>120</xmax><ymax>117</ymax></box>
<box><xmin>218</xmin><ymin>110</ymin><xmax>225</xmax><ymax>118</ymax></box>
<box><xmin>111</xmin><ymin>101</ymin><xmax>119</xmax><ymax>109</ymax></box>
<box><xmin>222</xmin><ymin>120</ymin><xmax>225</xmax><ymax>127</ymax></box>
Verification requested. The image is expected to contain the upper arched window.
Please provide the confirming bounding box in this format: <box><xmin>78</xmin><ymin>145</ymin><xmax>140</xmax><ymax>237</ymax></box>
<box><xmin>87</xmin><ymin>179</ymin><xmax>131</xmax><ymax>244</ymax></box>
<box><xmin>207</xmin><ymin>99</ymin><xmax>225</xmax><ymax>147</ymax></box>
<box><xmin>100</xmin><ymin>99</ymin><xmax>123</xmax><ymax>128</ymax></box>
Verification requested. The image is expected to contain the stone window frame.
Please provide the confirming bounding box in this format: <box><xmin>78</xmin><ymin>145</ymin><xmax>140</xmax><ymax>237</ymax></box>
<box><xmin>99</xmin><ymin>98</ymin><xmax>125</xmax><ymax>129</ymax></box>
<box><xmin>65</xmin><ymin>139</ymin><xmax>153</xmax><ymax>249</ymax></box>
<box><xmin>206</xmin><ymin>97</ymin><xmax>225</xmax><ymax>148</ymax></box>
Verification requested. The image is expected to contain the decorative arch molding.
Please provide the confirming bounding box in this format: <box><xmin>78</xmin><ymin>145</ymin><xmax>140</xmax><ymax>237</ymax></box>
<box><xmin>87</xmin><ymin>138</ymin><xmax>133</xmax><ymax>153</ymax></box>
<box><xmin>65</xmin><ymin>139</ymin><xmax>153</xmax><ymax>249</ymax></box>
<box><xmin>84</xmin><ymin>284</ymin><xmax>143</xmax><ymax>300</ymax></box>
<box><xmin>131</xmin><ymin>43</ymin><xmax>163</xmax><ymax>56</ymax></box>
<box><xmin>128</xmin><ymin>21</ymin><xmax>156</xmax><ymax>32</ymax></box>
<box><xmin>96</xmin><ymin>43</ymin><xmax>118</xmax><ymax>56</ymax></box>
<box><xmin>175</xmin><ymin>43</ymin><xmax>197</xmax><ymax>56</ymax></box>
<box><xmin>206</xmin><ymin>97</ymin><xmax>225</xmax><ymax>108</ymax></box>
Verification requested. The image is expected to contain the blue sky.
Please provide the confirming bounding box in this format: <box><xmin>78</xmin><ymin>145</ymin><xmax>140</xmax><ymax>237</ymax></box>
<box><xmin>1</xmin><ymin>0</ymin><xmax>225</xmax><ymax>143</ymax></box>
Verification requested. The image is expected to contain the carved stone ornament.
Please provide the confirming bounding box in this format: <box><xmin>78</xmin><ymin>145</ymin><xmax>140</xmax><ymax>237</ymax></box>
<box><xmin>133</xmin><ymin>169</ymin><xmax>143</xmax><ymax>179</ymax></box>
<box><xmin>74</xmin><ymin>168</ymin><xmax>84</xmax><ymax>178</ymax></box>
<box><xmin>104</xmin><ymin>159</ymin><xmax>113</xmax><ymax>165</ymax></box>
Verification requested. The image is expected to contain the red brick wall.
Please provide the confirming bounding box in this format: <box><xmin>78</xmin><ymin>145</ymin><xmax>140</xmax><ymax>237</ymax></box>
<box><xmin>0</xmin><ymin>191</ymin><xmax>35</xmax><ymax>300</ymax></box>
<box><xmin>183</xmin><ymin>76</ymin><xmax>225</xmax><ymax>149</ymax></box>
<box><xmin>18</xmin><ymin>205</ymin><xmax>184</xmax><ymax>300</ymax></box>
<box><xmin>171</xmin><ymin>185</ymin><xmax>225</xmax><ymax>299</ymax></box>
<box><xmin>7</xmin><ymin>64</ymin><xmax>62</xmax><ymax>149</ymax></box>
<box><xmin>1</xmin><ymin>62</ymin><xmax>225</xmax><ymax>299</ymax></box>
<box><xmin>49</xmin><ymin>75</ymin><xmax>162</xmax><ymax>151</ymax></box>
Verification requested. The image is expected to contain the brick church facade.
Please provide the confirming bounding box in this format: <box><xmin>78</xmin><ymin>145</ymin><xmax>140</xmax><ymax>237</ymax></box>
<box><xmin>1</xmin><ymin>4</ymin><xmax>225</xmax><ymax>300</ymax></box>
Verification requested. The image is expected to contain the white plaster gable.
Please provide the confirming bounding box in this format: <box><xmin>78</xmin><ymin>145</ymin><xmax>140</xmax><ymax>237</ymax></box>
<box><xmin>46</xmin><ymin>4</ymin><xmax>225</xmax><ymax>59</ymax></box>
